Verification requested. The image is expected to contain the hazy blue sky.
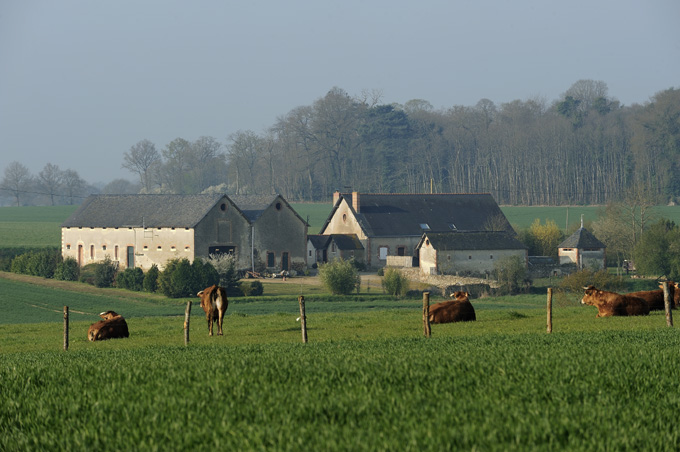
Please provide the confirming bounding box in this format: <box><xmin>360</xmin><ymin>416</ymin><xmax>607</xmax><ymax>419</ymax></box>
<box><xmin>1</xmin><ymin>0</ymin><xmax>678</xmax><ymax>184</ymax></box>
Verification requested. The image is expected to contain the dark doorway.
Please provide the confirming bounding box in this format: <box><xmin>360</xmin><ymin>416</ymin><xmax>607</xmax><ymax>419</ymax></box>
<box><xmin>267</xmin><ymin>252</ymin><xmax>275</xmax><ymax>267</ymax></box>
<box><xmin>281</xmin><ymin>252</ymin><xmax>289</xmax><ymax>271</ymax></box>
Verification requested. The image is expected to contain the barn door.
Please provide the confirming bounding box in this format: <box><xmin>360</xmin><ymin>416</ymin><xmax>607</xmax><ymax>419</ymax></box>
<box><xmin>127</xmin><ymin>246</ymin><xmax>134</xmax><ymax>268</ymax></box>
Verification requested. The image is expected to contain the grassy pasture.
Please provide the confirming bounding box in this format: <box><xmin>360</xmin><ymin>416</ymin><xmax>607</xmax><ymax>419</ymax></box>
<box><xmin>3</xmin><ymin>274</ymin><xmax>680</xmax><ymax>450</ymax></box>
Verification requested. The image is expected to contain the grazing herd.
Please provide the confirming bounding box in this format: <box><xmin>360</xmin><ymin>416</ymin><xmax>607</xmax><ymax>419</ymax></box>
<box><xmin>86</xmin><ymin>280</ymin><xmax>679</xmax><ymax>342</ymax></box>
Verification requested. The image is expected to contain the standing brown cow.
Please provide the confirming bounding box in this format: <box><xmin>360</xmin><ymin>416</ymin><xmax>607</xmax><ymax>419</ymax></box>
<box><xmin>197</xmin><ymin>285</ymin><xmax>228</xmax><ymax>336</ymax></box>
<box><xmin>625</xmin><ymin>281</ymin><xmax>678</xmax><ymax>311</ymax></box>
<box><xmin>580</xmin><ymin>286</ymin><xmax>650</xmax><ymax>317</ymax></box>
<box><xmin>429</xmin><ymin>291</ymin><xmax>476</xmax><ymax>324</ymax></box>
<box><xmin>87</xmin><ymin>311</ymin><xmax>130</xmax><ymax>341</ymax></box>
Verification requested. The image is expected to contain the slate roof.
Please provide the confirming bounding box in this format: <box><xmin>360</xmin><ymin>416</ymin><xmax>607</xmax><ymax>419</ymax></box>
<box><xmin>229</xmin><ymin>194</ymin><xmax>308</xmax><ymax>225</ymax></box>
<box><xmin>418</xmin><ymin>231</ymin><xmax>527</xmax><ymax>251</ymax></box>
<box><xmin>322</xmin><ymin>193</ymin><xmax>512</xmax><ymax>237</ymax></box>
<box><xmin>61</xmin><ymin>194</ymin><xmax>231</xmax><ymax>228</ymax></box>
<box><xmin>330</xmin><ymin>234</ymin><xmax>364</xmax><ymax>250</ymax></box>
<box><xmin>558</xmin><ymin>228</ymin><xmax>606</xmax><ymax>249</ymax></box>
<box><xmin>307</xmin><ymin>234</ymin><xmax>331</xmax><ymax>249</ymax></box>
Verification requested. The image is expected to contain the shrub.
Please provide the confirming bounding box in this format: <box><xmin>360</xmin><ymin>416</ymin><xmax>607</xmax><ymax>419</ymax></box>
<box><xmin>54</xmin><ymin>257</ymin><xmax>79</xmax><ymax>281</ymax></box>
<box><xmin>10</xmin><ymin>248</ymin><xmax>60</xmax><ymax>278</ymax></box>
<box><xmin>559</xmin><ymin>268</ymin><xmax>626</xmax><ymax>294</ymax></box>
<box><xmin>494</xmin><ymin>255</ymin><xmax>529</xmax><ymax>295</ymax></box>
<box><xmin>94</xmin><ymin>256</ymin><xmax>118</xmax><ymax>288</ymax></box>
<box><xmin>381</xmin><ymin>268</ymin><xmax>409</xmax><ymax>297</ymax></box>
<box><xmin>143</xmin><ymin>264</ymin><xmax>160</xmax><ymax>293</ymax></box>
<box><xmin>192</xmin><ymin>257</ymin><xmax>220</xmax><ymax>291</ymax></box>
<box><xmin>318</xmin><ymin>258</ymin><xmax>360</xmax><ymax>295</ymax></box>
<box><xmin>79</xmin><ymin>264</ymin><xmax>98</xmax><ymax>285</ymax></box>
<box><xmin>377</xmin><ymin>267</ymin><xmax>384</xmax><ymax>276</ymax></box>
<box><xmin>116</xmin><ymin>267</ymin><xmax>145</xmax><ymax>291</ymax></box>
<box><xmin>206</xmin><ymin>253</ymin><xmax>241</xmax><ymax>296</ymax></box>
<box><xmin>241</xmin><ymin>280</ymin><xmax>264</xmax><ymax>297</ymax></box>
<box><xmin>158</xmin><ymin>258</ymin><xmax>194</xmax><ymax>298</ymax></box>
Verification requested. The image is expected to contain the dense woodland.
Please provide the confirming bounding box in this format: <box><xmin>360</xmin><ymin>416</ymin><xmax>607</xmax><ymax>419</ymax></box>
<box><xmin>2</xmin><ymin>80</ymin><xmax>679</xmax><ymax>206</ymax></box>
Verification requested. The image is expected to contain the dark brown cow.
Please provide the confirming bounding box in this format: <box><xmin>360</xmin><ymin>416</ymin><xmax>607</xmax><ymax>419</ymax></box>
<box><xmin>625</xmin><ymin>281</ymin><xmax>679</xmax><ymax>311</ymax></box>
<box><xmin>429</xmin><ymin>291</ymin><xmax>476</xmax><ymax>324</ymax></box>
<box><xmin>197</xmin><ymin>285</ymin><xmax>228</xmax><ymax>336</ymax></box>
<box><xmin>87</xmin><ymin>311</ymin><xmax>130</xmax><ymax>341</ymax></box>
<box><xmin>580</xmin><ymin>286</ymin><xmax>650</xmax><ymax>317</ymax></box>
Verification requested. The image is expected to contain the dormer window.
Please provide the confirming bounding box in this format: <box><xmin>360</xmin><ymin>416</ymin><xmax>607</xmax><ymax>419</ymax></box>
<box><xmin>448</xmin><ymin>223</ymin><xmax>457</xmax><ymax>230</ymax></box>
<box><xmin>420</xmin><ymin>223</ymin><xmax>430</xmax><ymax>230</ymax></box>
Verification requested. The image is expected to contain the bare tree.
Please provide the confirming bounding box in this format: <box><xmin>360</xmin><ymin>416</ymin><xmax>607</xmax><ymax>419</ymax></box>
<box><xmin>38</xmin><ymin>163</ymin><xmax>63</xmax><ymax>205</ymax></box>
<box><xmin>122</xmin><ymin>139</ymin><xmax>160</xmax><ymax>192</ymax></box>
<box><xmin>62</xmin><ymin>169</ymin><xmax>86</xmax><ymax>204</ymax></box>
<box><xmin>1</xmin><ymin>161</ymin><xmax>32</xmax><ymax>206</ymax></box>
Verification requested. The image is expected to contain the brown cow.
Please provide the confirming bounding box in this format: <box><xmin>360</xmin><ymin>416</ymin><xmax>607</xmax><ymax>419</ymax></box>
<box><xmin>87</xmin><ymin>311</ymin><xmax>130</xmax><ymax>341</ymax></box>
<box><xmin>580</xmin><ymin>286</ymin><xmax>650</xmax><ymax>317</ymax></box>
<box><xmin>625</xmin><ymin>281</ymin><xmax>679</xmax><ymax>311</ymax></box>
<box><xmin>429</xmin><ymin>291</ymin><xmax>476</xmax><ymax>324</ymax></box>
<box><xmin>197</xmin><ymin>285</ymin><xmax>228</xmax><ymax>336</ymax></box>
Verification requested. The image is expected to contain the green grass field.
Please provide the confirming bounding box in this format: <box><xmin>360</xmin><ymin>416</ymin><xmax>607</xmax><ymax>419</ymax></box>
<box><xmin>2</xmin><ymin>273</ymin><xmax>680</xmax><ymax>450</ymax></box>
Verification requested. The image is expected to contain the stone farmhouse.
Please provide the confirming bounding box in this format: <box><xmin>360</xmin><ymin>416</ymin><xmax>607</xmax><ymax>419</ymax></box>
<box><xmin>306</xmin><ymin>233</ymin><xmax>364</xmax><ymax>268</ymax></box>
<box><xmin>318</xmin><ymin>191</ymin><xmax>519</xmax><ymax>271</ymax></box>
<box><xmin>61</xmin><ymin>194</ymin><xmax>307</xmax><ymax>272</ymax></box>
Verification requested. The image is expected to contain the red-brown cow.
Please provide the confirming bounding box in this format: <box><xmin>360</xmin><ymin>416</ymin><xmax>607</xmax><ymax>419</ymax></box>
<box><xmin>87</xmin><ymin>311</ymin><xmax>130</xmax><ymax>341</ymax></box>
<box><xmin>197</xmin><ymin>285</ymin><xmax>228</xmax><ymax>336</ymax></box>
<box><xmin>429</xmin><ymin>291</ymin><xmax>476</xmax><ymax>324</ymax></box>
<box><xmin>625</xmin><ymin>281</ymin><xmax>679</xmax><ymax>311</ymax></box>
<box><xmin>580</xmin><ymin>286</ymin><xmax>650</xmax><ymax>317</ymax></box>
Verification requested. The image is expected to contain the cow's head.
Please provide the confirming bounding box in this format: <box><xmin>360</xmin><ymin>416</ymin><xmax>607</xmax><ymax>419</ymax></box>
<box><xmin>581</xmin><ymin>286</ymin><xmax>600</xmax><ymax>305</ymax></box>
<box><xmin>99</xmin><ymin>311</ymin><xmax>120</xmax><ymax>320</ymax></box>
<box><xmin>452</xmin><ymin>291</ymin><xmax>470</xmax><ymax>301</ymax></box>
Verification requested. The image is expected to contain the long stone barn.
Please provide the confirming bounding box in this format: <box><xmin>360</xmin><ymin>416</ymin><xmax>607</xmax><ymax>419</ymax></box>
<box><xmin>61</xmin><ymin>194</ymin><xmax>308</xmax><ymax>272</ymax></box>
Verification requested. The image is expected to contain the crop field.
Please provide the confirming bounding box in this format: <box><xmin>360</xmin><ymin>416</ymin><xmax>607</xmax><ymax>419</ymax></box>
<box><xmin>3</xmin><ymin>272</ymin><xmax>680</xmax><ymax>451</ymax></box>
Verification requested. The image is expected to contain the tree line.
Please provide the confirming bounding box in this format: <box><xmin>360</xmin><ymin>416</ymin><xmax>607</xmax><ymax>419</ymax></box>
<box><xmin>3</xmin><ymin>79</ymin><xmax>679</xmax><ymax>206</ymax></box>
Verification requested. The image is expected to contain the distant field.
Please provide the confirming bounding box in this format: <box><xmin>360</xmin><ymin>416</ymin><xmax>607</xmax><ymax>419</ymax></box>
<box><xmin>3</xmin><ymin>203</ymin><xmax>680</xmax><ymax>247</ymax></box>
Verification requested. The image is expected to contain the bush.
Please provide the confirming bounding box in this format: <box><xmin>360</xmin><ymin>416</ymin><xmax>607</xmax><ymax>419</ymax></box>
<box><xmin>143</xmin><ymin>264</ymin><xmax>160</xmax><ymax>293</ymax></box>
<box><xmin>559</xmin><ymin>268</ymin><xmax>626</xmax><ymax>294</ymax></box>
<box><xmin>206</xmin><ymin>253</ymin><xmax>241</xmax><ymax>296</ymax></box>
<box><xmin>116</xmin><ymin>267</ymin><xmax>145</xmax><ymax>291</ymax></box>
<box><xmin>241</xmin><ymin>280</ymin><xmax>264</xmax><ymax>297</ymax></box>
<box><xmin>94</xmin><ymin>256</ymin><xmax>118</xmax><ymax>288</ymax></box>
<box><xmin>158</xmin><ymin>258</ymin><xmax>220</xmax><ymax>298</ymax></box>
<box><xmin>10</xmin><ymin>248</ymin><xmax>60</xmax><ymax>278</ymax></box>
<box><xmin>79</xmin><ymin>264</ymin><xmax>97</xmax><ymax>285</ymax></box>
<box><xmin>494</xmin><ymin>255</ymin><xmax>529</xmax><ymax>295</ymax></box>
<box><xmin>192</xmin><ymin>258</ymin><xmax>220</xmax><ymax>291</ymax></box>
<box><xmin>318</xmin><ymin>258</ymin><xmax>360</xmax><ymax>295</ymax></box>
<box><xmin>54</xmin><ymin>257</ymin><xmax>79</xmax><ymax>281</ymax></box>
<box><xmin>381</xmin><ymin>268</ymin><xmax>409</xmax><ymax>297</ymax></box>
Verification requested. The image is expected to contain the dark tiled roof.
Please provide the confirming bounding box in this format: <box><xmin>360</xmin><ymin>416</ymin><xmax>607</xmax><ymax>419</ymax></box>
<box><xmin>558</xmin><ymin>228</ymin><xmax>606</xmax><ymax>249</ymax></box>
<box><xmin>420</xmin><ymin>231</ymin><xmax>527</xmax><ymax>251</ymax></box>
<box><xmin>229</xmin><ymin>194</ymin><xmax>308</xmax><ymax>225</ymax></box>
<box><xmin>329</xmin><ymin>193</ymin><xmax>512</xmax><ymax>237</ymax></box>
<box><xmin>61</xmin><ymin>194</ymin><xmax>228</xmax><ymax>228</ymax></box>
<box><xmin>330</xmin><ymin>234</ymin><xmax>364</xmax><ymax>250</ymax></box>
<box><xmin>307</xmin><ymin>234</ymin><xmax>331</xmax><ymax>249</ymax></box>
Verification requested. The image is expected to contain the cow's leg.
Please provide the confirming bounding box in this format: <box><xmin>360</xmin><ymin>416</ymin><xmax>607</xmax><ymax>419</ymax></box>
<box><xmin>206</xmin><ymin>311</ymin><xmax>213</xmax><ymax>336</ymax></box>
<box><xmin>217</xmin><ymin>309</ymin><xmax>224</xmax><ymax>336</ymax></box>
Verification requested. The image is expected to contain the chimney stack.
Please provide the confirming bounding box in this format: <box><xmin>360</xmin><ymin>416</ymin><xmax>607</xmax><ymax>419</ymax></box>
<box><xmin>333</xmin><ymin>190</ymin><xmax>340</xmax><ymax>206</ymax></box>
<box><xmin>352</xmin><ymin>191</ymin><xmax>360</xmax><ymax>213</ymax></box>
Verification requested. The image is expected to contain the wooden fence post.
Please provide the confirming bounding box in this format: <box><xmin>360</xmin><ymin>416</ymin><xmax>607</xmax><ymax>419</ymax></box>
<box><xmin>423</xmin><ymin>292</ymin><xmax>431</xmax><ymax>337</ymax></box>
<box><xmin>662</xmin><ymin>282</ymin><xmax>673</xmax><ymax>327</ymax></box>
<box><xmin>298</xmin><ymin>295</ymin><xmax>308</xmax><ymax>343</ymax></box>
<box><xmin>184</xmin><ymin>301</ymin><xmax>192</xmax><ymax>345</ymax></box>
<box><xmin>547</xmin><ymin>288</ymin><xmax>553</xmax><ymax>333</ymax></box>
<box><xmin>63</xmin><ymin>306</ymin><xmax>69</xmax><ymax>351</ymax></box>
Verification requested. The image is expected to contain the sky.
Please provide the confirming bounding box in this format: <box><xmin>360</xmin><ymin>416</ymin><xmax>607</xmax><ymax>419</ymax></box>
<box><xmin>1</xmin><ymin>0</ymin><xmax>679</xmax><ymax>185</ymax></box>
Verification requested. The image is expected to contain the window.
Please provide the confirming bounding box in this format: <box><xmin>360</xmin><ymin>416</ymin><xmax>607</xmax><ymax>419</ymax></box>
<box><xmin>379</xmin><ymin>246</ymin><xmax>388</xmax><ymax>260</ymax></box>
<box><xmin>397</xmin><ymin>246</ymin><xmax>405</xmax><ymax>256</ymax></box>
<box><xmin>309</xmin><ymin>250</ymin><xmax>312</xmax><ymax>257</ymax></box>
<box><xmin>448</xmin><ymin>223</ymin><xmax>457</xmax><ymax>230</ymax></box>
<box><xmin>171</xmin><ymin>246</ymin><xmax>177</xmax><ymax>251</ymax></box>
<box><xmin>102</xmin><ymin>245</ymin><xmax>107</xmax><ymax>251</ymax></box>
<box><xmin>185</xmin><ymin>246</ymin><xmax>190</xmax><ymax>251</ymax></box>
<box><xmin>275</xmin><ymin>202</ymin><xmax>282</xmax><ymax>210</ymax></box>
<box><xmin>267</xmin><ymin>252</ymin><xmax>275</xmax><ymax>267</ymax></box>
<box><xmin>490</xmin><ymin>255</ymin><xmax>493</xmax><ymax>259</ymax></box>
<box><xmin>220</xmin><ymin>203</ymin><xmax>227</xmax><ymax>211</ymax></box>
<box><xmin>114</xmin><ymin>245</ymin><xmax>119</xmax><ymax>260</ymax></box>
<box><xmin>342</xmin><ymin>213</ymin><xmax>347</xmax><ymax>223</ymax></box>
<box><xmin>157</xmin><ymin>246</ymin><xmax>162</xmax><ymax>251</ymax></box>
<box><xmin>143</xmin><ymin>245</ymin><xmax>149</xmax><ymax>251</ymax></box>
<box><xmin>420</xmin><ymin>223</ymin><xmax>430</xmax><ymax>230</ymax></box>
<box><xmin>66</xmin><ymin>244</ymin><xmax>71</xmax><ymax>250</ymax></box>
<box><xmin>468</xmin><ymin>255</ymin><xmax>472</xmax><ymax>260</ymax></box>
<box><xmin>90</xmin><ymin>245</ymin><xmax>94</xmax><ymax>259</ymax></box>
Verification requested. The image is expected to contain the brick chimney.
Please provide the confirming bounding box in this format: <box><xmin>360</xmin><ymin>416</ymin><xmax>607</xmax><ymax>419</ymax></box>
<box><xmin>333</xmin><ymin>190</ymin><xmax>340</xmax><ymax>206</ymax></box>
<box><xmin>352</xmin><ymin>191</ymin><xmax>360</xmax><ymax>213</ymax></box>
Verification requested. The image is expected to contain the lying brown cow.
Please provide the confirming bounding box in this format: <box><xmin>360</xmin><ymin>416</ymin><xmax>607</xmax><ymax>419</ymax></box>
<box><xmin>625</xmin><ymin>281</ymin><xmax>679</xmax><ymax>311</ymax></box>
<box><xmin>87</xmin><ymin>311</ymin><xmax>130</xmax><ymax>341</ymax></box>
<box><xmin>429</xmin><ymin>291</ymin><xmax>476</xmax><ymax>324</ymax></box>
<box><xmin>197</xmin><ymin>285</ymin><xmax>228</xmax><ymax>336</ymax></box>
<box><xmin>580</xmin><ymin>286</ymin><xmax>650</xmax><ymax>317</ymax></box>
